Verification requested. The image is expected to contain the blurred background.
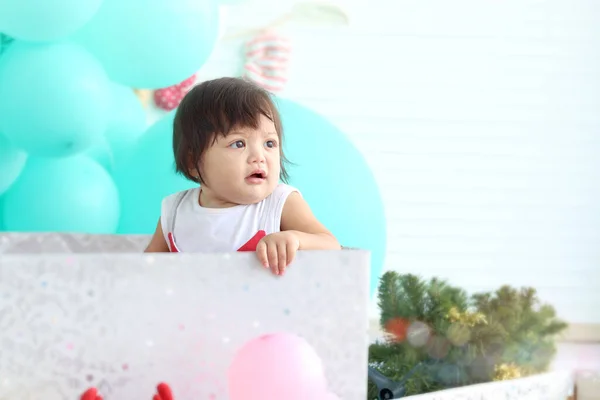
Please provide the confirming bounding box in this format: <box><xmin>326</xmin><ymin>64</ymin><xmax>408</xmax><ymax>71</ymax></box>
<box><xmin>1</xmin><ymin>0</ymin><xmax>599</xmax><ymax>396</ymax></box>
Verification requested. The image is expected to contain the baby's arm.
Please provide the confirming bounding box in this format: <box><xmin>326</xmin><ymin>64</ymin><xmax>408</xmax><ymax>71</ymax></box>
<box><xmin>256</xmin><ymin>192</ymin><xmax>340</xmax><ymax>275</ymax></box>
<box><xmin>144</xmin><ymin>218</ymin><xmax>170</xmax><ymax>252</ymax></box>
<box><xmin>280</xmin><ymin>192</ymin><xmax>341</xmax><ymax>251</ymax></box>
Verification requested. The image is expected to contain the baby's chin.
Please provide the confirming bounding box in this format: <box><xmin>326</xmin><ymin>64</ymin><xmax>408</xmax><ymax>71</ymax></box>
<box><xmin>233</xmin><ymin>187</ymin><xmax>275</xmax><ymax>205</ymax></box>
<box><xmin>235</xmin><ymin>193</ymin><xmax>271</xmax><ymax>205</ymax></box>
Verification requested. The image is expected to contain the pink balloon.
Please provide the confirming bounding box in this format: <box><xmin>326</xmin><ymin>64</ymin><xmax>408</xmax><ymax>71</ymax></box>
<box><xmin>228</xmin><ymin>332</ymin><xmax>328</xmax><ymax>400</ymax></box>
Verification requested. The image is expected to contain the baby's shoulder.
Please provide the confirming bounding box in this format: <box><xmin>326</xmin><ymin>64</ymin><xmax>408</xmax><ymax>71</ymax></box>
<box><xmin>267</xmin><ymin>183</ymin><xmax>300</xmax><ymax>201</ymax></box>
<box><xmin>161</xmin><ymin>188</ymin><xmax>195</xmax><ymax>213</ymax></box>
<box><xmin>260</xmin><ymin>184</ymin><xmax>301</xmax><ymax>213</ymax></box>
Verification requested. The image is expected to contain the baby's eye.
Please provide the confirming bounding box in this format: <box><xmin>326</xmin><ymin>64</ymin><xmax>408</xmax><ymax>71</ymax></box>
<box><xmin>229</xmin><ymin>140</ymin><xmax>245</xmax><ymax>149</ymax></box>
<box><xmin>265</xmin><ymin>140</ymin><xmax>277</xmax><ymax>148</ymax></box>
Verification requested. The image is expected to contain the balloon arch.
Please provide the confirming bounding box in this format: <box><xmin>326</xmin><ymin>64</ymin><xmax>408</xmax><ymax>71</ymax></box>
<box><xmin>0</xmin><ymin>0</ymin><xmax>386</xmax><ymax>295</ymax></box>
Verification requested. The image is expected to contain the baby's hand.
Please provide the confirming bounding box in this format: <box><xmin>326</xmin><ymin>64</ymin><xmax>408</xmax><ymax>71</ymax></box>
<box><xmin>256</xmin><ymin>231</ymin><xmax>300</xmax><ymax>276</ymax></box>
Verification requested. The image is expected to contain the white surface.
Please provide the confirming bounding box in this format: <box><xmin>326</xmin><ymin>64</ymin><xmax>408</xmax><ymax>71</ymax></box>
<box><xmin>0</xmin><ymin>250</ymin><xmax>370</xmax><ymax>400</ymax></box>
<box><xmin>402</xmin><ymin>371</ymin><xmax>573</xmax><ymax>400</ymax></box>
<box><xmin>552</xmin><ymin>343</ymin><xmax>600</xmax><ymax>372</ymax></box>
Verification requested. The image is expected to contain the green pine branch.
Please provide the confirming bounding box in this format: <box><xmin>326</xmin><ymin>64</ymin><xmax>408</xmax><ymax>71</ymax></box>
<box><xmin>368</xmin><ymin>272</ymin><xmax>568</xmax><ymax>399</ymax></box>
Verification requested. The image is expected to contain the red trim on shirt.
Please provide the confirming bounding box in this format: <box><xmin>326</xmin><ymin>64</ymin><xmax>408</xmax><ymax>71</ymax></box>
<box><xmin>167</xmin><ymin>230</ymin><xmax>266</xmax><ymax>253</ymax></box>
<box><xmin>237</xmin><ymin>230</ymin><xmax>266</xmax><ymax>252</ymax></box>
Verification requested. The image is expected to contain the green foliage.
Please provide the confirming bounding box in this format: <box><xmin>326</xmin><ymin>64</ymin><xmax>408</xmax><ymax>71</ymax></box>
<box><xmin>367</xmin><ymin>272</ymin><xmax>568</xmax><ymax>399</ymax></box>
<box><xmin>377</xmin><ymin>273</ymin><xmax>469</xmax><ymax>328</ymax></box>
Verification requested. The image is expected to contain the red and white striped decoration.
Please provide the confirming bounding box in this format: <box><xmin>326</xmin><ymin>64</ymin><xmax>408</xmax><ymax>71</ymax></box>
<box><xmin>242</xmin><ymin>31</ymin><xmax>291</xmax><ymax>93</ymax></box>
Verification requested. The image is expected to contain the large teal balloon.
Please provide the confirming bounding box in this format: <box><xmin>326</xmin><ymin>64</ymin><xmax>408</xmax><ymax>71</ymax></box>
<box><xmin>0</xmin><ymin>0</ymin><xmax>102</xmax><ymax>42</ymax></box>
<box><xmin>74</xmin><ymin>0</ymin><xmax>219</xmax><ymax>89</ymax></box>
<box><xmin>276</xmin><ymin>98</ymin><xmax>387</xmax><ymax>296</ymax></box>
<box><xmin>0</xmin><ymin>132</ymin><xmax>27</xmax><ymax>195</ymax></box>
<box><xmin>105</xmin><ymin>82</ymin><xmax>148</xmax><ymax>152</ymax></box>
<box><xmin>0</xmin><ymin>196</ymin><xmax>4</xmax><ymax>230</ymax></box>
<box><xmin>2</xmin><ymin>156</ymin><xmax>120</xmax><ymax>233</ymax></box>
<box><xmin>85</xmin><ymin>135</ymin><xmax>114</xmax><ymax>172</ymax></box>
<box><xmin>112</xmin><ymin>112</ymin><xmax>195</xmax><ymax>234</ymax></box>
<box><xmin>0</xmin><ymin>41</ymin><xmax>110</xmax><ymax>157</ymax></box>
<box><xmin>85</xmin><ymin>83</ymin><xmax>148</xmax><ymax>172</ymax></box>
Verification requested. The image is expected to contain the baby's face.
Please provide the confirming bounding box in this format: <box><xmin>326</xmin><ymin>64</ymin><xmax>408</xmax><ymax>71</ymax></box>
<box><xmin>198</xmin><ymin>114</ymin><xmax>281</xmax><ymax>207</ymax></box>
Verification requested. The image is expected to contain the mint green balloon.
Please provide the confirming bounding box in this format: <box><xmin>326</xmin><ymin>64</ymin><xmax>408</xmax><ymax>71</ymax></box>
<box><xmin>112</xmin><ymin>112</ymin><xmax>194</xmax><ymax>234</ymax></box>
<box><xmin>0</xmin><ymin>41</ymin><xmax>110</xmax><ymax>157</ymax></box>
<box><xmin>2</xmin><ymin>156</ymin><xmax>120</xmax><ymax>233</ymax></box>
<box><xmin>275</xmin><ymin>98</ymin><xmax>387</xmax><ymax>297</ymax></box>
<box><xmin>0</xmin><ymin>133</ymin><xmax>27</xmax><ymax>195</ymax></box>
<box><xmin>74</xmin><ymin>0</ymin><xmax>219</xmax><ymax>88</ymax></box>
<box><xmin>0</xmin><ymin>196</ymin><xmax>4</xmax><ymax>230</ymax></box>
<box><xmin>86</xmin><ymin>135</ymin><xmax>114</xmax><ymax>172</ymax></box>
<box><xmin>0</xmin><ymin>0</ymin><xmax>102</xmax><ymax>42</ymax></box>
<box><xmin>105</xmin><ymin>82</ymin><xmax>148</xmax><ymax>153</ymax></box>
<box><xmin>86</xmin><ymin>83</ymin><xmax>148</xmax><ymax>172</ymax></box>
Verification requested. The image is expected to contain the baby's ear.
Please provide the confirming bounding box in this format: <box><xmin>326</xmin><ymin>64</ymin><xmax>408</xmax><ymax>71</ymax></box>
<box><xmin>186</xmin><ymin>153</ymin><xmax>201</xmax><ymax>181</ymax></box>
<box><xmin>188</xmin><ymin>167</ymin><xmax>201</xmax><ymax>182</ymax></box>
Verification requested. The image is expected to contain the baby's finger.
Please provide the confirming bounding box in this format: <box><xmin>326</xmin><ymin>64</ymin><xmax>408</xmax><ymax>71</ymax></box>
<box><xmin>256</xmin><ymin>240</ymin><xmax>269</xmax><ymax>268</ymax></box>
<box><xmin>277</xmin><ymin>242</ymin><xmax>287</xmax><ymax>275</ymax></box>
<box><xmin>267</xmin><ymin>243</ymin><xmax>279</xmax><ymax>275</ymax></box>
<box><xmin>286</xmin><ymin>243</ymin><xmax>297</xmax><ymax>267</ymax></box>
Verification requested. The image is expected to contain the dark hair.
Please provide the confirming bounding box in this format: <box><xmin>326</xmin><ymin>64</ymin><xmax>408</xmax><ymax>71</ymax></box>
<box><xmin>173</xmin><ymin>77</ymin><xmax>289</xmax><ymax>184</ymax></box>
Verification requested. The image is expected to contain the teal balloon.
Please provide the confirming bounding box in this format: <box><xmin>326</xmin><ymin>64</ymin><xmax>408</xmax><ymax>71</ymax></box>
<box><xmin>105</xmin><ymin>82</ymin><xmax>148</xmax><ymax>153</ymax></box>
<box><xmin>0</xmin><ymin>0</ymin><xmax>102</xmax><ymax>42</ymax></box>
<box><xmin>86</xmin><ymin>135</ymin><xmax>114</xmax><ymax>172</ymax></box>
<box><xmin>0</xmin><ymin>41</ymin><xmax>110</xmax><ymax>157</ymax></box>
<box><xmin>0</xmin><ymin>196</ymin><xmax>4</xmax><ymax>230</ymax></box>
<box><xmin>2</xmin><ymin>156</ymin><xmax>120</xmax><ymax>233</ymax></box>
<box><xmin>276</xmin><ymin>98</ymin><xmax>387</xmax><ymax>297</ymax></box>
<box><xmin>112</xmin><ymin>112</ymin><xmax>195</xmax><ymax>234</ymax></box>
<box><xmin>74</xmin><ymin>0</ymin><xmax>219</xmax><ymax>88</ymax></box>
<box><xmin>0</xmin><ymin>132</ymin><xmax>27</xmax><ymax>195</ymax></box>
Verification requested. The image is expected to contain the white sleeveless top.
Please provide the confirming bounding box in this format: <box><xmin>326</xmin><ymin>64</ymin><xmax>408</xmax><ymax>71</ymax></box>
<box><xmin>160</xmin><ymin>184</ymin><xmax>299</xmax><ymax>252</ymax></box>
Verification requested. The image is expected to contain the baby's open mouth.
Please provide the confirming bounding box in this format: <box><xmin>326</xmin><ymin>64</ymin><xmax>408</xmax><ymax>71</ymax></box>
<box><xmin>247</xmin><ymin>171</ymin><xmax>266</xmax><ymax>179</ymax></box>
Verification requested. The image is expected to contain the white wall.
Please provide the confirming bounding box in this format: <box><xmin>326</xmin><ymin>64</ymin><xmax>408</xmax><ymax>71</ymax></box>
<box><xmin>153</xmin><ymin>0</ymin><xmax>600</xmax><ymax>325</ymax></box>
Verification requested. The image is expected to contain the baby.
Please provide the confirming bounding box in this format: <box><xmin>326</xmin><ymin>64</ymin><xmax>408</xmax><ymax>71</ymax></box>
<box><xmin>144</xmin><ymin>77</ymin><xmax>340</xmax><ymax>275</ymax></box>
